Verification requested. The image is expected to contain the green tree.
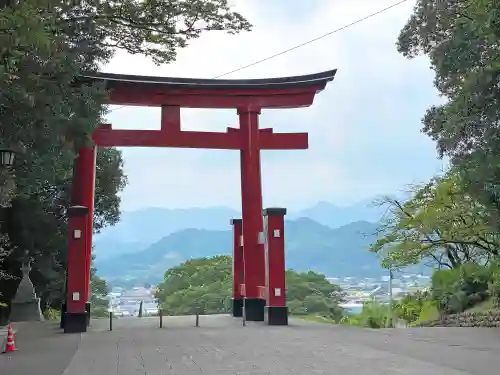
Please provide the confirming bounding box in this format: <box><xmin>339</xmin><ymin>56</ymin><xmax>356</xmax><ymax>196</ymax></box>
<box><xmin>396</xmin><ymin>0</ymin><xmax>500</xmax><ymax>231</ymax></box>
<box><xmin>0</xmin><ymin>148</ymin><xmax>126</xmax><ymax>310</ymax></box>
<box><xmin>155</xmin><ymin>256</ymin><xmax>232</xmax><ymax>315</ymax></box>
<box><xmin>370</xmin><ymin>169</ymin><xmax>500</xmax><ymax>270</ymax></box>
<box><xmin>90</xmin><ymin>254</ymin><xmax>110</xmax><ymax>317</ymax></box>
<box><xmin>1</xmin><ymin>0</ymin><xmax>251</xmax><ymax>311</ymax></box>
<box><xmin>155</xmin><ymin>257</ymin><xmax>344</xmax><ymax>319</ymax></box>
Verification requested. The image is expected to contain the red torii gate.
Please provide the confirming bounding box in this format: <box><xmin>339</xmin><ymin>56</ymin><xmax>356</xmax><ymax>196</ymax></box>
<box><xmin>62</xmin><ymin>70</ymin><xmax>336</xmax><ymax>333</ymax></box>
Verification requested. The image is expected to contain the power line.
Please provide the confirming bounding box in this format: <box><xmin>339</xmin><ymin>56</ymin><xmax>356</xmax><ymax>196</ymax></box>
<box><xmin>108</xmin><ymin>0</ymin><xmax>409</xmax><ymax>113</ymax></box>
<box><xmin>213</xmin><ymin>0</ymin><xmax>409</xmax><ymax>78</ymax></box>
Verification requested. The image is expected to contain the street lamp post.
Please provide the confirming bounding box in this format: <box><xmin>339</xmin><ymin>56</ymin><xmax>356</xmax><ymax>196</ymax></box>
<box><xmin>0</xmin><ymin>147</ymin><xmax>16</xmax><ymax>211</ymax></box>
<box><xmin>0</xmin><ymin>148</ymin><xmax>16</xmax><ymax>169</ymax></box>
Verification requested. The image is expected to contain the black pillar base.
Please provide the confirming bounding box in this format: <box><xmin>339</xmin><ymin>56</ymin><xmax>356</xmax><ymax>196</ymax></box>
<box><xmin>265</xmin><ymin>306</ymin><xmax>288</xmax><ymax>325</ymax></box>
<box><xmin>60</xmin><ymin>303</ymin><xmax>67</xmax><ymax>328</ymax></box>
<box><xmin>63</xmin><ymin>312</ymin><xmax>88</xmax><ymax>333</ymax></box>
<box><xmin>85</xmin><ymin>302</ymin><xmax>91</xmax><ymax>326</ymax></box>
<box><xmin>231</xmin><ymin>298</ymin><xmax>243</xmax><ymax>317</ymax></box>
<box><xmin>244</xmin><ymin>298</ymin><xmax>265</xmax><ymax>321</ymax></box>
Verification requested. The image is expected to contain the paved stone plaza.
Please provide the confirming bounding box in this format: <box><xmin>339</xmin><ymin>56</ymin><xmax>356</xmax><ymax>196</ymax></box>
<box><xmin>1</xmin><ymin>315</ymin><xmax>499</xmax><ymax>374</ymax></box>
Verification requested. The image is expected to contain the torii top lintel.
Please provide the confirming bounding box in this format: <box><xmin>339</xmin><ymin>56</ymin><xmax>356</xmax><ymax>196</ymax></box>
<box><xmin>81</xmin><ymin>69</ymin><xmax>337</xmax><ymax>109</ymax></box>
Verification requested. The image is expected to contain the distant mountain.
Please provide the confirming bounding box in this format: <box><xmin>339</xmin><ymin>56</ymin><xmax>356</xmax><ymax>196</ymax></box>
<box><xmin>96</xmin><ymin>218</ymin><xmax>404</xmax><ymax>286</ymax></box>
<box><xmin>290</xmin><ymin>198</ymin><xmax>388</xmax><ymax>228</ymax></box>
<box><xmin>93</xmin><ymin>206</ymin><xmax>238</xmax><ymax>259</ymax></box>
<box><xmin>93</xmin><ymin>240</ymin><xmax>149</xmax><ymax>261</ymax></box>
<box><xmin>93</xmin><ymin>198</ymin><xmax>391</xmax><ymax>260</ymax></box>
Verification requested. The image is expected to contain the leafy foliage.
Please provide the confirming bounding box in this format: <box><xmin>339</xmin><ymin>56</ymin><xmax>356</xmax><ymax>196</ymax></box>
<box><xmin>393</xmin><ymin>291</ymin><xmax>432</xmax><ymax>323</ymax></box>
<box><xmin>286</xmin><ymin>270</ymin><xmax>344</xmax><ymax>320</ymax></box>
<box><xmin>0</xmin><ymin>0</ymin><xmax>251</xmax><ymax>317</ymax></box>
<box><xmin>90</xmin><ymin>254</ymin><xmax>110</xmax><ymax>317</ymax></box>
<box><xmin>155</xmin><ymin>256</ymin><xmax>344</xmax><ymax>319</ymax></box>
<box><xmin>431</xmin><ymin>263</ymin><xmax>497</xmax><ymax>314</ymax></box>
<box><xmin>371</xmin><ymin>169</ymin><xmax>500</xmax><ymax>270</ymax></box>
<box><xmin>397</xmin><ymin>0</ymin><xmax>500</xmax><ymax>159</ymax></box>
<box><xmin>155</xmin><ymin>256</ymin><xmax>231</xmax><ymax>315</ymax></box>
<box><xmin>397</xmin><ymin>0</ymin><xmax>500</xmax><ymax>229</ymax></box>
<box><xmin>378</xmin><ymin>1</ymin><xmax>500</xmax><ymax>324</ymax></box>
<box><xmin>341</xmin><ymin>300</ymin><xmax>391</xmax><ymax>328</ymax></box>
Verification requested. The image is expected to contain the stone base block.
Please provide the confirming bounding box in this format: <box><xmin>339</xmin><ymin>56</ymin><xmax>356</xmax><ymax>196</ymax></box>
<box><xmin>10</xmin><ymin>300</ymin><xmax>44</xmax><ymax>322</ymax></box>
<box><xmin>265</xmin><ymin>306</ymin><xmax>288</xmax><ymax>325</ymax></box>
<box><xmin>231</xmin><ymin>298</ymin><xmax>243</xmax><ymax>317</ymax></box>
<box><xmin>85</xmin><ymin>302</ymin><xmax>91</xmax><ymax>326</ymax></box>
<box><xmin>63</xmin><ymin>312</ymin><xmax>87</xmax><ymax>333</ymax></box>
<box><xmin>244</xmin><ymin>298</ymin><xmax>265</xmax><ymax>322</ymax></box>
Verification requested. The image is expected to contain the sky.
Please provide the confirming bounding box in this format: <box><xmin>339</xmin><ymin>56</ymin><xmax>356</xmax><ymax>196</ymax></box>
<box><xmin>103</xmin><ymin>0</ymin><xmax>447</xmax><ymax>212</ymax></box>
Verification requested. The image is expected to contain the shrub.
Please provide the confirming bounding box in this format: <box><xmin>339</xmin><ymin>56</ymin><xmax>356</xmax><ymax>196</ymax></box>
<box><xmin>431</xmin><ymin>263</ymin><xmax>490</xmax><ymax>314</ymax></box>
<box><xmin>43</xmin><ymin>307</ymin><xmax>60</xmax><ymax>321</ymax></box>
<box><xmin>488</xmin><ymin>261</ymin><xmax>500</xmax><ymax>307</ymax></box>
<box><xmin>393</xmin><ymin>291</ymin><xmax>430</xmax><ymax>323</ymax></box>
<box><xmin>357</xmin><ymin>300</ymin><xmax>390</xmax><ymax>328</ymax></box>
<box><xmin>91</xmin><ymin>306</ymin><xmax>110</xmax><ymax>318</ymax></box>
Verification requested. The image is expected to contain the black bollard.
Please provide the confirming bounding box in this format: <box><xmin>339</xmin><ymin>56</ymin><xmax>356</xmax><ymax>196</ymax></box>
<box><xmin>242</xmin><ymin>299</ymin><xmax>246</xmax><ymax>327</ymax></box>
<box><xmin>109</xmin><ymin>311</ymin><xmax>113</xmax><ymax>331</ymax></box>
<box><xmin>60</xmin><ymin>303</ymin><xmax>66</xmax><ymax>329</ymax></box>
<box><xmin>138</xmin><ymin>301</ymin><xmax>143</xmax><ymax>318</ymax></box>
<box><xmin>195</xmin><ymin>311</ymin><xmax>199</xmax><ymax>327</ymax></box>
<box><xmin>159</xmin><ymin>309</ymin><xmax>163</xmax><ymax>328</ymax></box>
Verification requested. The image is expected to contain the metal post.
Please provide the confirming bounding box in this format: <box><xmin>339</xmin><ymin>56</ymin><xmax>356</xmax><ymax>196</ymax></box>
<box><xmin>388</xmin><ymin>269</ymin><xmax>393</xmax><ymax>328</ymax></box>
<box><xmin>242</xmin><ymin>299</ymin><xmax>246</xmax><ymax>327</ymax></box>
<box><xmin>159</xmin><ymin>309</ymin><xmax>163</xmax><ymax>328</ymax></box>
<box><xmin>195</xmin><ymin>311</ymin><xmax>199</xmax><ymax>327</ymax></box>
<box><xmin>109</xmin><ymin>311</ymin><xmax>113</xmax><ymax>331</ymax></box>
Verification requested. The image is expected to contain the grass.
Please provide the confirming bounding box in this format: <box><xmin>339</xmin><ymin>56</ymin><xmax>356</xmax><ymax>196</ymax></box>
<box><xmin>465</xmin><ymin>297</ymin><xmax>496</xmax><ymax>312</ymax></box>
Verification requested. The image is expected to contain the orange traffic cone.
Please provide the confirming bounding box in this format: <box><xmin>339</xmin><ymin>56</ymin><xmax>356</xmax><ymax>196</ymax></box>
<box><xmin>3</xmin><ymin>323</ymin><xmax>17</xmax><ymax>353</ymax></box>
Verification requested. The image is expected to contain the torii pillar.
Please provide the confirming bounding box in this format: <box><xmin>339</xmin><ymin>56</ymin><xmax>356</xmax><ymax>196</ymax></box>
<box><xmin>230</xmin><ymin>218</ymin><xmax>244</xmax><ymax>317</ymax></box>
<box><xmin>64</xmin><ymin>69</ymin><xmax>337</xmax><ymax>332</ymax></box>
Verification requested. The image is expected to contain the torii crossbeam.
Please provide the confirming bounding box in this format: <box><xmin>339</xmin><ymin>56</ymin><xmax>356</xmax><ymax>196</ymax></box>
<box><xmin>62</xmin><ymin>70</ymin><xmax>336</xmax><ymax>332</ymax></box>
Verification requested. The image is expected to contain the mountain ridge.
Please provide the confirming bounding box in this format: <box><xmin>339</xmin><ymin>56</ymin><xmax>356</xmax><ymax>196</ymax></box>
<box><xmin>94</xmin><ymin>198</ymin><xmax>390</xmax><ymax>260</ymax></box>
<box><xmin>95</xmin><ymin>218</ymin><xmax>418</xmax><ymax>286</ymax></box>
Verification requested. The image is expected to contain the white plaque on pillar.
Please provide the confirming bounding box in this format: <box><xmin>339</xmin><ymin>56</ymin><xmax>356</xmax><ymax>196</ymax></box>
<box><xmin>273</xmin><ymin>229</ymin><xmax>280</xmax><ymax>238</ymax></box>
<box><xmin>274</xmin><ymin>288</ymin><xmax>281</xmax><ymax>297</ymax></box>
<box><xmin>72</xmin><ymin>292</ymin><xmax>80</xmax><ymax>301</ymax></box>
<box><xmin>74</xmin><ymin>229</ymin><xmax>82</xmax><ymax>239</ymax></box>
<box><xmin>258</xmin><ymin>231</ymin><xmax>265</xmax><ymax>244</ymax></box>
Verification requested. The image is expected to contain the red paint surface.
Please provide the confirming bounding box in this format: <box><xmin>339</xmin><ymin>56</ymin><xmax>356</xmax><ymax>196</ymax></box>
<box><xmin>231</xmin><ymin>219</ymin><xmax>243</xmax><ymax>300</ymax></box>
<box><xmin>66</xmin><ymin>147</ymin><xmax>96</xmax><ymax>313</ymax></box>
<box><xmin>107</xmin><ymin>86</ymin><xmax>321</xmax><ymax>109</ymax></box>
<box><xmin>66</xmin><ymin>215</ymin><xmax>88</xmax><ymax>313</ymax></box>
<box><xmin>79</xmin><ymin>147</ymin><xmax>97</xmax><ymax>301</ymax></box>
<box><xmin>92</xmin><ymin>128</ymin><xmax>307</xmax><ymax>150</ymax></box>
<box><xmin>239</xmin><ymin>109</ymin><xmax>265</xmax><ymax>299</ymax></box>
<box><xmin>69</xmin><ymin>76</ymin><xmax>330</xmax><ymax>312</ymax></box>
<box><xmin>263</xmin><ymin>211</ymin><xmax>287</xmax><ymax>307</ymax></box>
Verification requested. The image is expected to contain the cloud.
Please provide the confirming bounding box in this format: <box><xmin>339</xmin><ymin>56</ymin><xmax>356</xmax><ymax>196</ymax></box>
<box><xmin>104</xmin><ymin>0</ymin><xmax>445</xmax><ymax>211</ymax></box>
